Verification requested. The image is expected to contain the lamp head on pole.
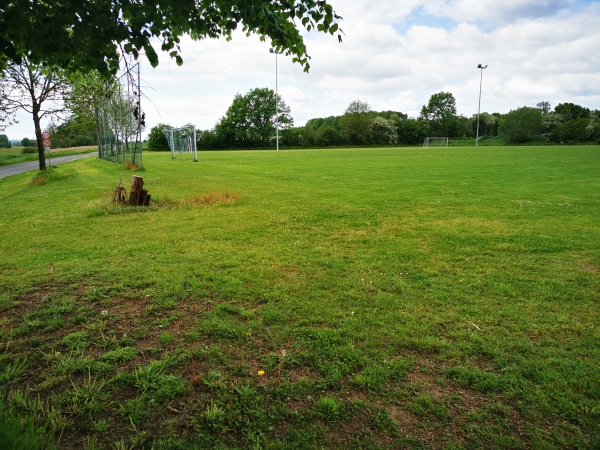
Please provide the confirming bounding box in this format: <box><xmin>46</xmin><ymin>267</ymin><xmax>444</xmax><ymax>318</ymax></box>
<box><xmin>477</xmin><ymin>64</ymin><xmax>488</xmax><ymax>69</ymax></box>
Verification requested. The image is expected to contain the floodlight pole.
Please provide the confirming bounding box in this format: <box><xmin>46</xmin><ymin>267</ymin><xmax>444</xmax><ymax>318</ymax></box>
<box><xmin>476</xmin><ymin>64</ymin><xmax>488</xmax><ymax>148</ymax></box>
<box><xmin>270</xmin><ymin>48</ymin><xmax>280</xmax><ymax>151</ymax></box>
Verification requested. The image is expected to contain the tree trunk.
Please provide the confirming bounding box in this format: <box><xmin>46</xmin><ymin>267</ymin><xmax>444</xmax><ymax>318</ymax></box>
<box><xmin>95</xmin><ymin>108</ymin><xmax>103</xmax><ymax>159</ymax></box>
<box><xmin>33</xmin><ymin>110</ymin><xmax>46</xmax><ymax>171</ymax></box>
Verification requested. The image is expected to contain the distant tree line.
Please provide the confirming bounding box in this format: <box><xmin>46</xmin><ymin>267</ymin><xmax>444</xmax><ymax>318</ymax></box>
<box><xmin>18</xmin><ymin>84</ymin><xmax>597</xmax><ymax>154</ymax></box>
<box><xmin>145</xmin><ymin>91</ymin><xmax>599</xmax><ymax>151</ymax></box>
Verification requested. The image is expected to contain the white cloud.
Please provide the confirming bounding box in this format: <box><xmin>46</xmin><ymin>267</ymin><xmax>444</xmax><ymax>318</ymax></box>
<box><xmin>2</xmin><ymin>1</ymin><xmax>598</xmax><ymax>140</ymax></box>
<box><xmin>424</xmin><ymin>0</ymin><xmax>580</xmax><ymax>25</ymax></box>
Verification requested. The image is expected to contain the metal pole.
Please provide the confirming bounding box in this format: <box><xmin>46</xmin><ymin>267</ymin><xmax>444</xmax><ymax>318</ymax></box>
<box><xmin>270</xmin><ymin>48</ymin><xmax>279</xmax><ymax>151</ymax></box>
<box><xmin>476</xmin><ymin>64</ymin><xmax>487</xmax><ymax>148</ymax></box>
<box><xmin>138</xmin><ymin>62</ymin><xmax>143</xmax><ymax>169</ymax></box>
<box><xmin>275</xmin><ymin>51</ymin><xmax>279</xmax><ymax>151</ymax></box>
<box><xmin>193</xmin><ymin>126</ymin><xmax>198</xmax><ymax>162</ymax></box>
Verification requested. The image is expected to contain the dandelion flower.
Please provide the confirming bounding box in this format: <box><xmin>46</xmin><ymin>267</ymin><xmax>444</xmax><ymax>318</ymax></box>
<box><xmin>258</xmin><ymin>370</ymin><xmax>265</xmax><ymax>376</ymax></box>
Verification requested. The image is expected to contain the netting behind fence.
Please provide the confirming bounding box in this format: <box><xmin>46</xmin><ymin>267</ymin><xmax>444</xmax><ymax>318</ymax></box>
<box><xmin>98</xmin><ymin>63</ymin><xmax>144</xmax><ymax>168</ymax></box>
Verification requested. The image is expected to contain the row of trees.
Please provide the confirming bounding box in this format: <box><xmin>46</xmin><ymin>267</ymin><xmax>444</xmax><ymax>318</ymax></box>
<box><xmin>147</xmin><ymin>90</ymin><xmax>599</xmax><ymax>151</ymax></box>
<box><xmin>0</xmin><ymin>135</ymin><xmax>37</xmax><ymax>148</ymax></box>
<box><xmin>502</xmin><ymin>102</ymin><xmax>600</xmax><ymax>144</ymax></box>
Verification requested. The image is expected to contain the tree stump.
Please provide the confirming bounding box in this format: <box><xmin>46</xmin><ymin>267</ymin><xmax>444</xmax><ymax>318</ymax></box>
<box><xmin>129</xmin><ymin>175</ymin><xmax>151</xmax><ymax>206</ymax></box>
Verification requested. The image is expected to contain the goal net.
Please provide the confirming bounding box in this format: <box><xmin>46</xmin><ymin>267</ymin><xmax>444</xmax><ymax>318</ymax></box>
<box><xmin>163</xmin><ymin>126</ymin><xmax>198</xmax><ymax>162</ymax></box>
<box><xmin>423</xmin><ymin>137</ymin><xmax>449</xmax><ymax>148</ymax></box>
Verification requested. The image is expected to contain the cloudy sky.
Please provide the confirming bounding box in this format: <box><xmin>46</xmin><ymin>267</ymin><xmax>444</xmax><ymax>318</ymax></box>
<box><xmin>4</xmin><ymin>0</ymin><xmax>600</xmax><ymax>140</ymax></box>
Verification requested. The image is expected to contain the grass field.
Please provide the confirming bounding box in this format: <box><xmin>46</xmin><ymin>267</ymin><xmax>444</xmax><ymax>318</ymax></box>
<box><xmin>0</xmin><ymin>146</ymin><xmax>599</xmax><ymax>449</ymax></box>
<box><xmin>0</xmin><ymin>146</ymin><xmax>96</xmax><ymax>167</ymax></box>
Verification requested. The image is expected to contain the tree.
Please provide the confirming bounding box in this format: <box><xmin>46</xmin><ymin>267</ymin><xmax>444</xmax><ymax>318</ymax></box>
<box><xmin>147</xmin><ymin>124</ymin><xmax>172</xmax><ymax>151</ymax></box>
<box><xmin>554</xmin><ymin>103</ymin><xmax>590</xmax><ymax>122</ymax></box>
<box><xmin>1</xmin><ymin>0</ymin><xmax>342</xmax><ymax>75</ymax></box>
<box><xmin>317</xmin><ymin>125</ymin><xmax>345</xmax><ymax>146</ymax></box>
<box><xmin>67</xmin><ymin>71</ymin><xmax>118</xmax><ymax>157</ymax></box>
<box><xmin>419</xmin><ymin>92</ymin><xmax>458</xmax><ymax>136</ymax></box>
<box><xmin>499</xmin><ymin>107</ymin><xmax>542</xmax><ymax>144</ymax></box>
<box><xmin>537</xmin><ymin>101</ymin><xmax>551</xmax><ymax>114</ymax></box>
<box><xmin>587</xmin><ymin>110</ymin><xmax>600</xmax><ymax>143</ymax></box>
<box><xmin>216</xmin><ymin>88</ymin><xmax>292</xmax><ymax>148</ymax></box>
<box><xmin>551</xmin><ymin>118</ymin><xmax>591</xmax><ymax>143</ymax></box>
<box><xmin>371</xmin><ymin>116</ymin><xmax>398</xmax><ymax>145</ymax></box>
<box><xmin>396</xmin><ymin>118</ymin><xmax>431</xmax><ymax>145</ymax></box>
<box><xmin>0</xmin><ymin>134</ymin><xmax>12</xmax><ymax>148</ymax></box>
<box><xmin>49</xmin><ymin>113</ymin><xmax>97</xmax><ymax>148</ymax></box>
<box><xmin>20</xmin><ymin>138</ymin><xmax>35</xmax><ymax>147</ymax></box>
<box><xmin>540</xmin><ymin>112</ymin><xmax>563</xmax><ymax>142</ymax></box>
<box><xmin>0</xmin><ymin>58</ymin><xmax>70</xmax><ymax>170</ymax></box>
<box><xmin>341</xmin><ymin>100</ymin><xmax>372</xmax><ymax>145</ymax></box>
<box><xmin>470</xmin><ymin>113</ymin><xmax>498</xmax><ymax>138</ymax></box>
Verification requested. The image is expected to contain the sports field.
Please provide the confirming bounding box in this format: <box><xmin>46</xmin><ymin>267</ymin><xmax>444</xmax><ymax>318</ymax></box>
<box><xmin>0</xmin><ymin>146</ymin><xmax>598</xmax><ymax>449</ymax></box>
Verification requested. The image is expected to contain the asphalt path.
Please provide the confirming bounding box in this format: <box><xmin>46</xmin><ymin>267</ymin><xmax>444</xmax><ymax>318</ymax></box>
<box><xmin>0</xmin><ymin>152</ymin><xmax>97</xmax><ymax>179</ymax></box>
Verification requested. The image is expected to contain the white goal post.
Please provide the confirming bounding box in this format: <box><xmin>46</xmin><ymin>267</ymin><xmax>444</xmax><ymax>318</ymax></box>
<box><xmin>423</xmin><ymin>137</ymin><xmax>449</xmax><ymax>148</ymax></box>
<box><xmin>163</xmin><ymin>126</ymin><xmax>198</xmax><ymax>162</ymax></box>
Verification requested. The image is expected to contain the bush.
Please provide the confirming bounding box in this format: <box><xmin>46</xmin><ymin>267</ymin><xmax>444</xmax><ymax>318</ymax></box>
<box><xmin>21</xmin><ymin>147</ymin><xmax>37</xmax><ymax>154</ymax></box>
<box><xmin>499</xmin><ymin>107</ymin><xmax>542</xmax><ymax>144</ymax></box>
<box><xmin>147</xmin><ymin>124</ymin><xmax>171</xmax><ymax>151</ymax></box>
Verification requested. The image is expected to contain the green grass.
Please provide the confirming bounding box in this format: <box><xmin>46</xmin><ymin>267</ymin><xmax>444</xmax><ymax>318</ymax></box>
<box><xmin>0</xmin><ymin>146</ymin><xmax>95</xmax><ymax>166</ymax></box>
<box><xmin>0</xmin><ymin>146</ymin><xmax>599</xmax><ymax>448</ymax></box>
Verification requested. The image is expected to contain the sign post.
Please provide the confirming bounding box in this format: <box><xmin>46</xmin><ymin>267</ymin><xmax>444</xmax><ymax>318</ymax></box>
<box><xmin>42</xmin><ymin>131</ymin><xmax>52</xmax><ymax>166</ymax></box>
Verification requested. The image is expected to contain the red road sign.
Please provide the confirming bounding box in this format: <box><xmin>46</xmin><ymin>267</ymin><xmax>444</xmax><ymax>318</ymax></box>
<box><xmin>43</xmin><ymin>139</ymin><xmax>51</xmax><ymax>147</ymax></box>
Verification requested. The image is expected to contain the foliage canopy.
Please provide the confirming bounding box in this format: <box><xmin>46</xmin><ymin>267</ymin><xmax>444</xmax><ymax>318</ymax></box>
<box><xmin>216</xmin><ymin>87</ymin><xmax>292</xmax><ymax>147</ymax></box>
<box><xmin>0</xmin><ymin>0</ymin><xmax>343</xmax><ymax>74</ymax></box>
<box><xmin>500</xmin><ymin>107</ymin><xmax>542</xmax><ymax>144</ymax></box>
<box><xmin>420</xmin><ymin>91</ymin><xmax>458</xmax><ymax>136</ymax></box>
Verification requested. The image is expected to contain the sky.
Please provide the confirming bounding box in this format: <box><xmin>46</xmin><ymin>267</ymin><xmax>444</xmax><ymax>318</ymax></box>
<box><xmin>3</xmin><ymin>0</ymin><xmax>600</xmax><ymax>141</ymax></box>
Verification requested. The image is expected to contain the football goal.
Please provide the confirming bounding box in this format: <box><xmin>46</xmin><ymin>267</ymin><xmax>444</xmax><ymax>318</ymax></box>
<box><xmin>423</xmin><ymin>137</ymin><xmax>449</xmax><ymax>148</ymax></box>
<box><xmin>163</xmin><ymin>126</ymin><xmax>198</xmax><ymax>162</ymax></box>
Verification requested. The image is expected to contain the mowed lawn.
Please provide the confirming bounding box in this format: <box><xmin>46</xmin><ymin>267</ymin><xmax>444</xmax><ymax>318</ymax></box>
<box><xmin>0</xmin><ymin>146</ymin><xmax>96</xmax><ymax>167</ymax></box>
<box><xmin>0</xmin><ymin>146</ymin><xmax>598</xmax><ymax>449</ymax></box>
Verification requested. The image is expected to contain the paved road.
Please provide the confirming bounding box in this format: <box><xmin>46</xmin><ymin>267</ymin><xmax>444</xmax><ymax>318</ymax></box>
<box><xmin>0</xmin><ymin>152</ymin><xmax>97</xmax><ymax>179</ymax></box>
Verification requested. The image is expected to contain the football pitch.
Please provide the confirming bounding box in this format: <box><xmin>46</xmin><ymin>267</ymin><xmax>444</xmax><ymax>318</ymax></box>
<box><xmin>0</xmin><ymin>145</ymin><xmax>598</xmax><ymax>448</ymax></box>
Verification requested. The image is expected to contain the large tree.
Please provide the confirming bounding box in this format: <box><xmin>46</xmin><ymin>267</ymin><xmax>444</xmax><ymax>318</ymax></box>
<box><xmin>470</xmin><ymin>112</ymin><xmax>498</xmax><ymax>138</ymax></box>
<box><xmin>554</xmin><ymin>103</ymin><xmax>590</xmax><ymax>122</ymax></box>
<box><xmin>1</xmin><ymin>0</ymin><xmax>343</xmax><ymax>75</ymax></box>
<box><xmin>419</xmin><ymin>91</ymin><xmax>458</xmax><ymax>137</ymax></box>
<box><xmin>48</xmin><ymin>113</ymin><xmax>97</xmax><ymax>148</ymax></box>
<box><xmin>67</xmin><ymin>71</ymin><xmax>118</xmax><ymax>157</ymax></box>
<box><xmin>0</xmin><ymin>58</ymin><xmax>70</xmax><ymax>170</ymax></box>
<box><xmin>499</xmin><ymin>107</ymin><xmax>542</xmax><ymax>144</ymax></box>
<box><xmin>216</xmin><ymin>87</ymin><xmax>292</xmax><ymax>148</ymax></box>
<box><xmin>0</xmin><ymin>134</ymin><xmax>11</xmax><ymax>148</ymax></box>
<box><xmin>147</xmin><ymin>124</ymin><xmax>172</xmax><ymax>151</ymax></box>
<box><xmin>341</xmin><ymin>100</ymin><xmax>372</xmax><ymax>145</ymax></box>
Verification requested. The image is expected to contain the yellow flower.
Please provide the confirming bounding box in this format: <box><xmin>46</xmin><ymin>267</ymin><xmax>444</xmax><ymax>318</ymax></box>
<box><xmin>257</xmin><ymin>370</ymin><xmax>265</xmax><ymax>376</ymax></box>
